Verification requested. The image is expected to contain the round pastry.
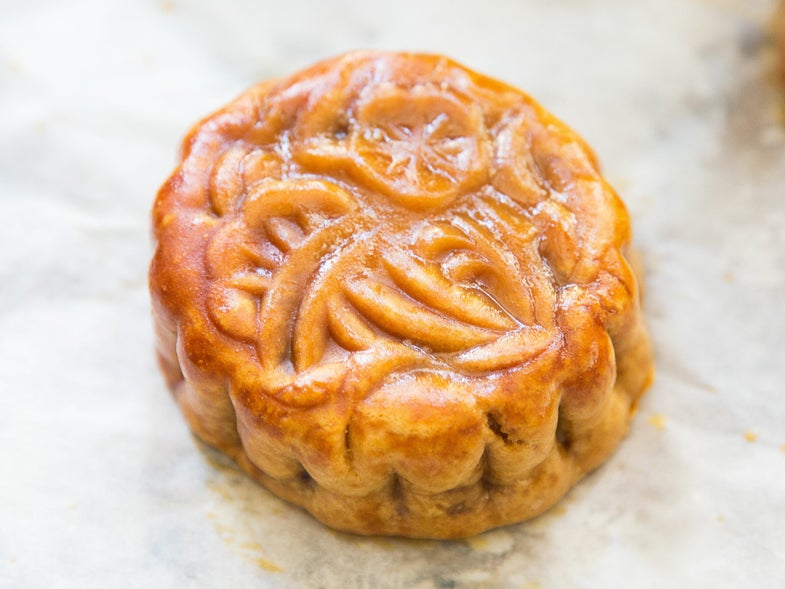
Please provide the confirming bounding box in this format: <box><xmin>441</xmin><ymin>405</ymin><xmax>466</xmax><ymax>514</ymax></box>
<box><xmin>149</xmin><ymin>51</ymin><xmax>654</xmax><ymax>539</ymax></box>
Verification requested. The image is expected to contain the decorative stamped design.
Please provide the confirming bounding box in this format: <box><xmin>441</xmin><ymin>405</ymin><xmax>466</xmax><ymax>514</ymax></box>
<box><xmin>197</xmin><ymin>54</ymin><xmax>608</xmax><ymax>411</ymax></box>
<box><xmin>347</xmin><ymin>85</ymin><xmax>490</xmax><ymax>208</ymax></box>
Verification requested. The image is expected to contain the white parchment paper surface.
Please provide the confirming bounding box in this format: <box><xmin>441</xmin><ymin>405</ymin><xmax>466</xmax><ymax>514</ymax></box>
<box><xmin>1</xmin><ymin>0</ymin><xmax>784</xmax><ymax>587</ymax></box>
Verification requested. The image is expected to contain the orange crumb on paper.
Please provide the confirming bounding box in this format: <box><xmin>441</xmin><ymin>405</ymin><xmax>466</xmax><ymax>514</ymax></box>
<box><xmin>204</xmin><ymin>474</ymin><xmax>234</xmax><ymax>502</ymax></box>
<box><xmin>255</xmin><ymin>557</ymin><xmax>283</xmax><ymax>573</ymax></box>
<box><xmin>466</xmin><ymin>536</ymin><xmax>488</xmax><ymax>551</ymax></box>
<box><xmin>722</xmin><ymin>272</ymin><xmax>735</xmax><ymax>283</ymax></box>
<box><xmin>161</xmin><ymin>0</ymin><xmax>175</xmax><ymax>12</ymax></box>
<box><xmin>648</xmin><ymin>414</ymin><xmax>667</xmax><ymax>430</ymax></box>
<box><xmin>744</xmin><ymin>431</ymin><xmax>758</xmax><ymax>442</ymax></box>
<box><xmin>716</xmin><ymin>515</ymin><xmax>724</xmax><ymax>524</ymax></box>
<box><xmin>779</xmin><ymin>444</ymin><xmax>785</xmax><ymax>454</ymax></box>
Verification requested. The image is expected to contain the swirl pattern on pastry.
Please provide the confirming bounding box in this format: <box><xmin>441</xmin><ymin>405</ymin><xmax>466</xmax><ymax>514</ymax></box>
<box><xmin>150</xmin><ymin>51</ymin><xmax>654</xmax><ymax>538</ymax></box>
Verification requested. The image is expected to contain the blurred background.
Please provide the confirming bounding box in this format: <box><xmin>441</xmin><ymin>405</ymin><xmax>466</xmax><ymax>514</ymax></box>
<box><xmin>1</xmin><ymin>1</ymin><xmax>784</xmax><ymax>588</ymax></box>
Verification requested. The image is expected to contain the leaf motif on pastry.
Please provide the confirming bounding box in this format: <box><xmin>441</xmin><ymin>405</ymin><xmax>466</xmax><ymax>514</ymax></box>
<box><xmin>206</xmin><ymin>176</ymin><xmax>360</xmax><ymax>353</ymax></box>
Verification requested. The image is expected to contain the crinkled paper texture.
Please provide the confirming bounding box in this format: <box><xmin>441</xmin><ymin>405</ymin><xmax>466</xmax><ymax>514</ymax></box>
<box><xmin>1</xmin><ymin>0</ymin><xmax>784</xmax><ymax>587</ymax></box>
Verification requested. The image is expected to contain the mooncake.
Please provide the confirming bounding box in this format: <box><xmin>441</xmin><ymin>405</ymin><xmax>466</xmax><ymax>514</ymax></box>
<box><xmin>149</xmin><ymin>51</ymin><xmax>654</xmax><ymax>538</ymax></box>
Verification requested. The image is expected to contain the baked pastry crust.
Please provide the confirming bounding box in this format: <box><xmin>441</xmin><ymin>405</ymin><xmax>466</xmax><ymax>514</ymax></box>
<box><xmin>149</xmin><ymin>51</ymin><xmax>654</xmax><ymax>539</ymax></box>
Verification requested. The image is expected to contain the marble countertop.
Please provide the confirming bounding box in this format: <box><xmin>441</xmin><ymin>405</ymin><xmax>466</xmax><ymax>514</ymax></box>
<box><xmin>2</xmin><ymin>0</ymin><xmax>784</xmax><ymax>587</ymax></box>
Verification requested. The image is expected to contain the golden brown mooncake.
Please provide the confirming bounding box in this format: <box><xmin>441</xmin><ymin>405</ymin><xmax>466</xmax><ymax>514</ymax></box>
<box><xmin>149</xmin><ymin>51</ymin><xmax>654</xmax><ymax>539</ymax></box>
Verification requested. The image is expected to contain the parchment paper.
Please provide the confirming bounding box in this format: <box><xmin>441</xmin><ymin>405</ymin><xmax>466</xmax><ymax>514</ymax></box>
<box><xmin>1</xmin><ymin>0</ymin><xmax>784</xmax><ymax>587</ymax></box>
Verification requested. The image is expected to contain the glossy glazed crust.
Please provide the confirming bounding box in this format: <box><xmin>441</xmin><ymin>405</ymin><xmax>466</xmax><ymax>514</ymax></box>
<box><xmin>149</xmin><ymin>51</ymin><xmax>654</xmax><ymax>539</ymax></box>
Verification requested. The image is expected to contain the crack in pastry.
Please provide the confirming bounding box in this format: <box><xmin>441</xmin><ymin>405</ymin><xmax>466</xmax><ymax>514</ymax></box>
<box><xmin>149</xmin><ymin>51</ymin><xmax>654</xmax><ymax>539</ymax></box>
